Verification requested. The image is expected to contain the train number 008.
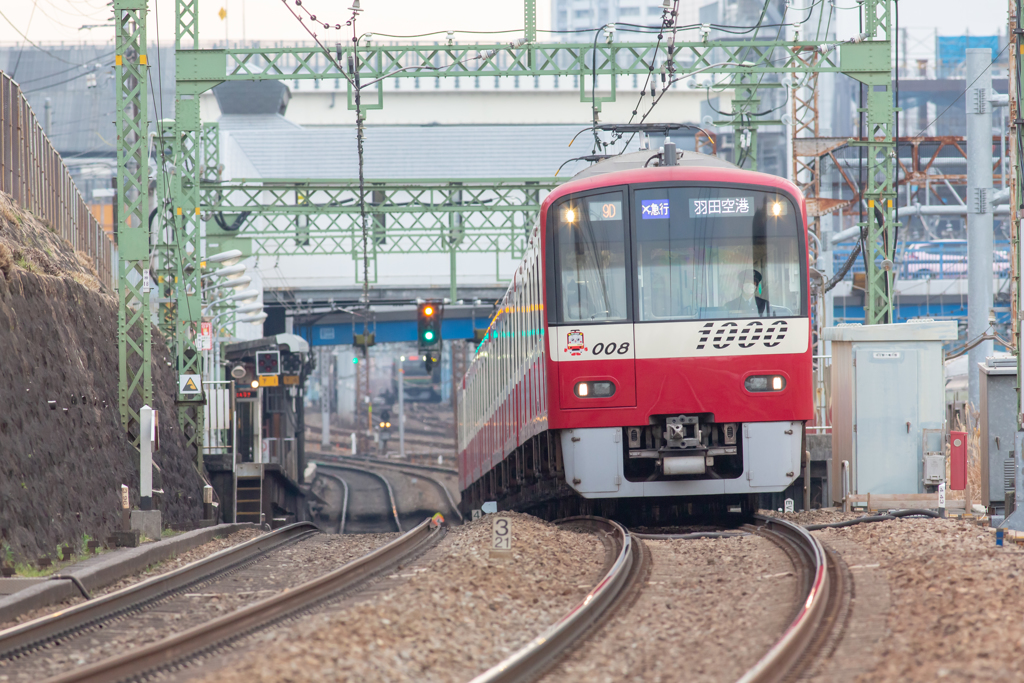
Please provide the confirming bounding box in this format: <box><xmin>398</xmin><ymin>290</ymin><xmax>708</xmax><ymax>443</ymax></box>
<box><xmin>590</xmin><ymin>342</ymin><xmax>630</xmax><ymax>356</ymax></box>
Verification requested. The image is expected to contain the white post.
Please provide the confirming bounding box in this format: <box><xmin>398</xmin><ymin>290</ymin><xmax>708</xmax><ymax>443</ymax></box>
<box><xmin>139</xmin><ymin>405</ymin><xmax>154</xmax><ymax>510</ymax></box>
<box><xmin>350</xmin><ymin>431</ymin><xmax>357</xmax><ymax>457</ymax></box>
<box><xmin>966</xmin><ymin>48</ymin><xmax>994</xmax><ymax>409</ymax></box>
<box><xmin>398</xmin><ymin>359</ymin><xmax>406</xmax><ymax>458</ymax></box>
<box><xmin>320</xmin><ymin>347</ymin><xmax>330</xmax><ymax>449</ymax></box>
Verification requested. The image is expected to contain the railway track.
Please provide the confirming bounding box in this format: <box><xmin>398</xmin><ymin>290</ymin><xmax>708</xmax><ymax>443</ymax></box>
<box><xmin>311</xmin><ymin>470</ymin><xmax>350</xmax><ymax>534</ymax></box>
<box><xmin>39</xmin><ymin>518</ymin><xmax>445</xmax><ymax>683</ymax></box>
<box><xmin>316</xmin><ymin>464</ymin><xmax>403</xmax><ymax>534</ymax></box>
<box><xmin>735</xmin><ymin>514</ymin><xmax>840</xmax><ymax>683</ymax></box>
<box><xmin>0</xmin><ymin>522</ymin><xmax>318</xmax><ymax>663</ymax></box>
<box><xmin>314</xmin><ymin>455</ymin><xmax>463</xmax><ymax>525</ymax></box>
<box><xmin>474</xmin><ymin>514</ymin><xmax>842</xmax><ymax>683</ymax></box>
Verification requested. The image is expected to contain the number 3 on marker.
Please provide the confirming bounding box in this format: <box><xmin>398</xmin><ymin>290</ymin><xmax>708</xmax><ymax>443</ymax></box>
<box><xmin>492</xmin><ymin>518</ymin><xmax>511</xmax><ymax>550</ymax></box>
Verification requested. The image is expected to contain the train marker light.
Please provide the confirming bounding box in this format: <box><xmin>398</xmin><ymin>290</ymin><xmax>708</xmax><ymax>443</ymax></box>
<box><xmin>745</xmin><ymin>375</ymin><xmax>786</xmax><ymax>392</ymax></box>
<box><xmin>574</xmin><ymin>381</ymin><xmax>615</xmax><ymax>398</ymax></box>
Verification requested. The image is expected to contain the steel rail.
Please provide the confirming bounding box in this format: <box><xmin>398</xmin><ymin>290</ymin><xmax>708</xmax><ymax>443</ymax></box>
<box><xmin>319</xmin><ymin>457</ymin><xmax>463</xmax><ymax>524</ymax></box>
<box><xmin>43</xmin><ymin>517</ymin><xmax>444</xmax><ymax>683</ymax></box>
<box><xmin>314</xmin><ymin>470</ymin><xmax>351</xmax><ymax>535</ymax></box>
<box><xmin>468</xmin><ymin>516</ymin><xmax>635</xmax><ymax>683</ymax></box>
<box><xmin>734</xmin><ymin>514</ymin><xmax>832</xmax><ymax>683</ymax></box>
<box><xmin>0</xmin><ymin>522</ymin><xmax>319</xmax><ymax>660</ymax></box>
<box><xmin>318</xmin><ymin>463</ymin><xmax>403</xmax><ymax>532</ymax></box>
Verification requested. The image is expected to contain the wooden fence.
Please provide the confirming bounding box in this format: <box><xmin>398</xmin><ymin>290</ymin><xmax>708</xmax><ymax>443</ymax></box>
<box><xmin>0</xmin><ymin>71</ymin><xmax>114</xmax><ymax>288</ymax></box>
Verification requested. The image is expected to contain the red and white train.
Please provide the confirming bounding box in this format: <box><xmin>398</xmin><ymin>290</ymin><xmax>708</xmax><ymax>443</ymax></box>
<box><xmin>457</xmin><ymin>147</ymin><xmax>812</xmax><ymax>520</ymax></box>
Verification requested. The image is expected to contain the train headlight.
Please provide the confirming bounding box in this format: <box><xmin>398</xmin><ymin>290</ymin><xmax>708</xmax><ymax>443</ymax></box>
<box><xmin>574</xmin><ymin>381</ymin><xmax>615</xmax><ymax>398</ymax></box>
<box><xmin>564</xmin><ymin>207</ymin><xmax>577</xmax><ymax>223</ymax></box>
<box><xmin>745</xmin><ymin>375</ymin><xmax>786</xmax><ymax>392</ymax></box>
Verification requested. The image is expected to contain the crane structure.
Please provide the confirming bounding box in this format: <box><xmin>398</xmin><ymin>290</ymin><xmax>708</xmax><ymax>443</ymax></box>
<box><xmin>114</xmin><ymin>0</ymin><xmax>898</xmax><ymax>462</ymax></box>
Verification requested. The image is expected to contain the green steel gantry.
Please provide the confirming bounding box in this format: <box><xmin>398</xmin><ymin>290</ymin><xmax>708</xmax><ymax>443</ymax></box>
<box><xmin>114</xmin><ymin>0</ymin><xmax>152</xmax><ymax>450</ymax></box>
<box><xmin>116</xmin><ymin>0</ymin><xmax>899</xmax><ymax>463</ymax></box>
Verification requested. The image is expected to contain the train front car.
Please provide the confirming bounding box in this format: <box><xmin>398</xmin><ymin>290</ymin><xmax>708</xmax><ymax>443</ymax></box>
<box><xmin>457</xmin><ymin>150</ymin><xmax>812</xmax><ymax>522</ymax></box>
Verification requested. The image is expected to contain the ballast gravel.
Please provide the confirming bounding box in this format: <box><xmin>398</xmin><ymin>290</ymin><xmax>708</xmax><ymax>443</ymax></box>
<box><xmin>0</xmin><ymin>533</ymin><xmax>397</xmax><ymax>682</ymax></box>
<box><xmin>811</xmin><ymin>516</ymin><xmax>1024</xmax><ymax>682</ymax></box>
<box><xmin>761</xmin><ymin>507</ymin><xmax>870</xmax><ymax>525</ymax></box>
<box><xmin>542</xmin><ymin>533</ymin><xmax>798</xmax><ymax>683</ymax></box>
<box><xmin>0</xmin><ymin>527</ymin><xmax>265</xmax><ymax>630</ymax></box>
<box><xmin>192</xmin><ymin>512</ymin><xmax>607</xmax><ymax>683</ymax></box>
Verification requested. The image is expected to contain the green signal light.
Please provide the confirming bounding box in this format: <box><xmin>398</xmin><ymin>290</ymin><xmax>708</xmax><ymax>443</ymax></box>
<box><xmin>352</xmin><ymin>357</ymin><xmax>359</xmax><ymax>364</ymax></box>
<box><xmin>424</xmin><ymin>330</ymin><xmax>435</xmax><ymax>342</ymax></box>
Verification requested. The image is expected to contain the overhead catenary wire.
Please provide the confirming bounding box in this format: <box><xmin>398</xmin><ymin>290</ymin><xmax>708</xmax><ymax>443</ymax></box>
<box><xmin>0</xmin><ymin>8</ymin><xmax>95</xmax><ymax>66</ymax></box>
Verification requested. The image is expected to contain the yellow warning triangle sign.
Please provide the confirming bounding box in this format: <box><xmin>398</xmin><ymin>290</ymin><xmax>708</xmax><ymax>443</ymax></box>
<box><xmin>183</xmin><ymin>377</ymin><xmax>199</xmax><ymax>392</ymax></box>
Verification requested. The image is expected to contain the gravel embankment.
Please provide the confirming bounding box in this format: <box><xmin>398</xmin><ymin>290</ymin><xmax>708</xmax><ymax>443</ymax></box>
<box><xmin>191</xmin><ymin>512</ymin><xmax>607</xmax><ymax>683</ymax></box>
<box><xmin>543</xmin><ymin>534</ymin><xmax>798</xmax><ymax>683</ymax></box>
<box><xmin>811</xmin><ymin>517</ymin><xmax>1024</xmax><ymax>682</ymax></box>
<box><xmin>0</xmin><ymin>533</ymin><xmax>397</xmax><ymax>682</ymax></box>
<box><xmin>0</xmin><ymin>528</ymin><xmax>265</xmax><ymax>630</ymax></box>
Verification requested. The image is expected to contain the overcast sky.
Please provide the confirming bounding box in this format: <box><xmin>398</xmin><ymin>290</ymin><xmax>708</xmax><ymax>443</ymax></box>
<box><xmin>0</xmin><ymin>0</ymin><xmax>1009</xmax><ymax>47</ymax></box>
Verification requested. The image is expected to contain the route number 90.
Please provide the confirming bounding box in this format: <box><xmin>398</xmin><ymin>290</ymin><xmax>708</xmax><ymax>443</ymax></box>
<box><xmin>492</xmin><ymin>517</ymin><xmax>512</xmax><ymax>550</ymax></box>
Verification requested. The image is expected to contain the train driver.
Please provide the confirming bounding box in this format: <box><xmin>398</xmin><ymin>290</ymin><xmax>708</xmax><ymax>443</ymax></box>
<box><xmin>726</xmin><ymin>269</ymin><xmax>771</xmax><ymax>316</ymax></box>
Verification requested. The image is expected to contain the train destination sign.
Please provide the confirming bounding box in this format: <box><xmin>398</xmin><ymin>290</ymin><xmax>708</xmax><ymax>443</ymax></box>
<box><xmin>689</xmin><ymin>197</ymin><xmax>753</xmax><ymax>217</ymax></box>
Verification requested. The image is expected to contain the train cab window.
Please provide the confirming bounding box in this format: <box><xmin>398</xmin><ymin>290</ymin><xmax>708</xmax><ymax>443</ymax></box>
<box><xmin>634</xmin><ymin>187</ymin><xmax>804</xmax><ymax>321</ymax></box>
<box><xmin>553</xmin><ymin>191</ymin><xmax>629</xmax><ymax>322</ymax></box>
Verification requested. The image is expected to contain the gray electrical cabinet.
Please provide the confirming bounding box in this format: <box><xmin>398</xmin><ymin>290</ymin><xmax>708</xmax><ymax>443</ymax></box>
<box><xmin>824</xmin><ymin>320</ymin><xmax>958</xmax><ymax>504</ymax></box>
<box><xmin>980</xmin><ymin>356</ymin><xmax>1017</xmax><ymax>511</ymax></box>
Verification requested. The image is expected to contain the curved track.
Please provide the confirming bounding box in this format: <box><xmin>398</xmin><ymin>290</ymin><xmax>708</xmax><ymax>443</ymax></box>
<box><xmin>311</xmin><ymin>471</ymin><xmax>350</xmax><ymax>535</ymax></box>
<box><xmin>317</xmin><ymin>464</ymin><xmax>402</xmax><ymax>534</ymax></box>
<box><xmin>317</xmin><ymin>457</ymin><xmax>463</xmax><ymax>526</ymax></box>
<box><xmin>470</xmin><ymin>516</ymin><xmax>638</xmax><ymax>683</ymax></box>
<box><xmin>486</xmin><ymin>513</ymin><xmax>841</xmax><ymax>683</ymax></box>
<box><xmin>737</xmin><ymin>514</ymin><xmax>841</xmax><ymax>683</ymax></box>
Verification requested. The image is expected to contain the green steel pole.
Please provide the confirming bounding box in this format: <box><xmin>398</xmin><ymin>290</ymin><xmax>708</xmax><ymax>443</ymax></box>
<box><xmin>115</xmin><ymin>0</ymin><xmax>152</xmax><ymax>450</ymax></box>
<box><xmin>174</xmin><ymin>0</ymin><xmax>206</xmax><ymax>467</ymax></box>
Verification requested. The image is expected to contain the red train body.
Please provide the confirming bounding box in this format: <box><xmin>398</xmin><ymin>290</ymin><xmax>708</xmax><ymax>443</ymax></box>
<box><xmin>457</xmin><ymin>150</ymin><xmax>813</xmax><ymax>518</ymax></box>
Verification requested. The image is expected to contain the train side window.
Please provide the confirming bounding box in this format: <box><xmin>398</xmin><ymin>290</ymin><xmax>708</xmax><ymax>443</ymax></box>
<box><xmin>553</xmin><ymin>190</ymin><xmax>629</xmax><ymax>322</ymax></box>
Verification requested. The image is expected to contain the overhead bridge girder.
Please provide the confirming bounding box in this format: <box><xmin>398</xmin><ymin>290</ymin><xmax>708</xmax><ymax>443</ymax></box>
<box><xmin>202</xmin><ymin>178</ymin><xmax>556</xmax><ymax>257</ymax></box>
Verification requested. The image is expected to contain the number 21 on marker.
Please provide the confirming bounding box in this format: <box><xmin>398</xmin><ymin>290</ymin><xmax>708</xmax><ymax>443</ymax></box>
<box><xmin>492</xmin><ymin>518</ymin><xmax>512</xmax><ymax>550</ymax></box>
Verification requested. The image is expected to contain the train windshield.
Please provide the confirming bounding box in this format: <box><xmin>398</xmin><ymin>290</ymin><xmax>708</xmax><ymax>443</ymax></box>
<box><xmin>634</xmin><ymin>187</ymin><xmax>804</xmax><ymax>321</ymax></box>
<box><xmin>553</xmin><ymin>190</ymin><xmax>629</xmax><ymax>322</ymax></box>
